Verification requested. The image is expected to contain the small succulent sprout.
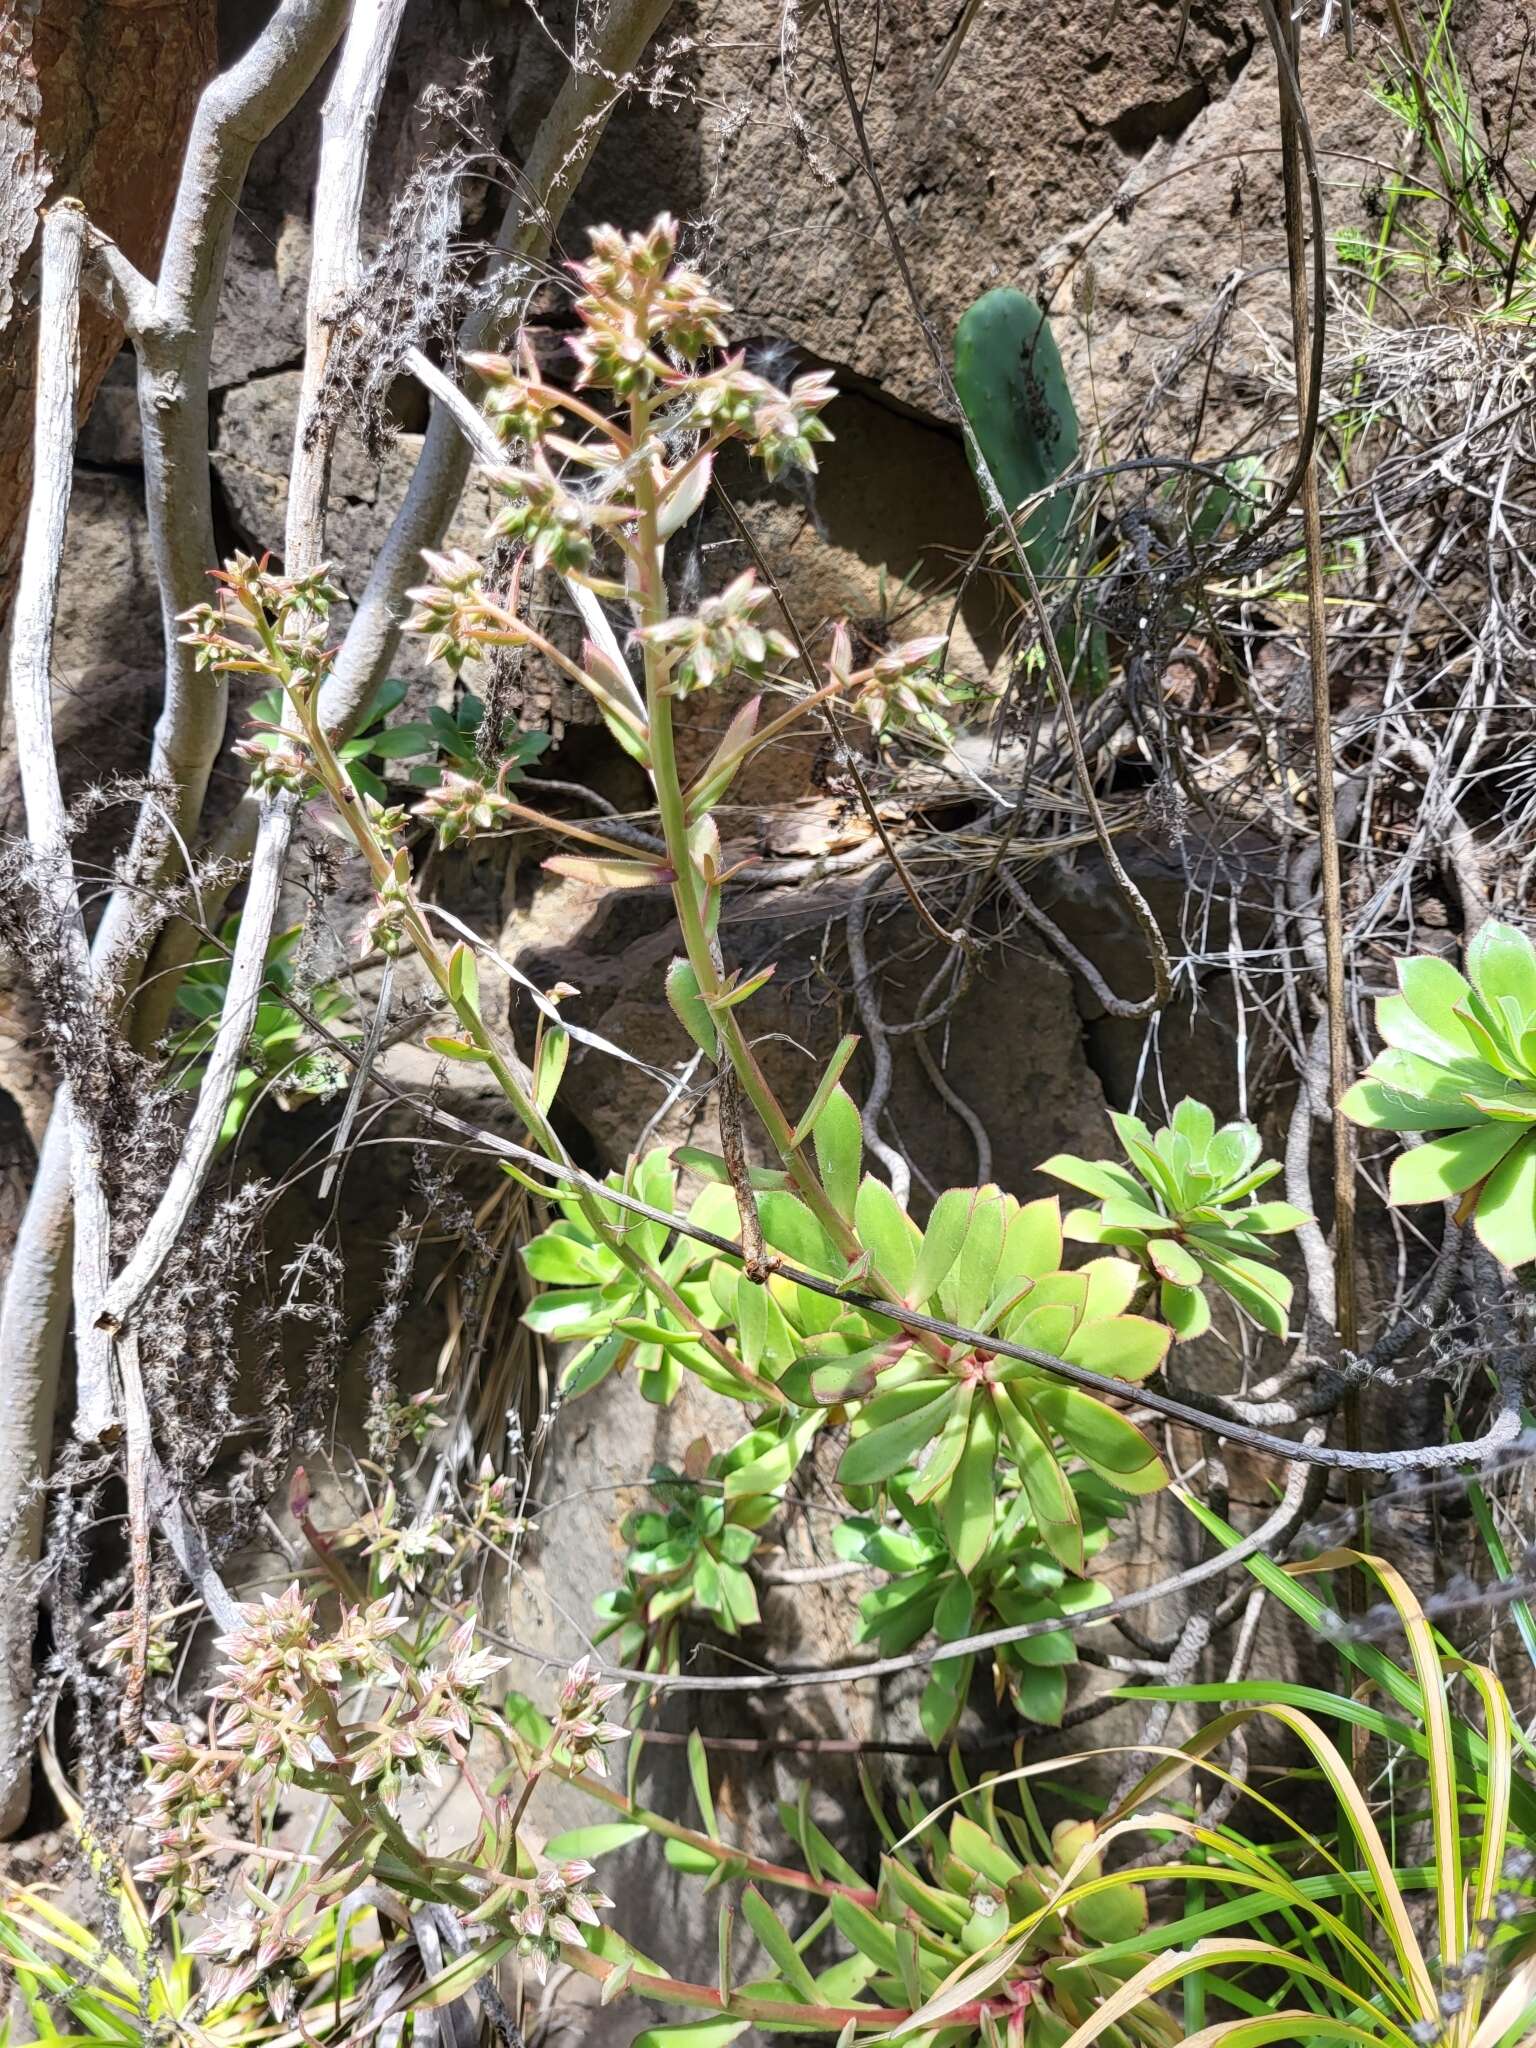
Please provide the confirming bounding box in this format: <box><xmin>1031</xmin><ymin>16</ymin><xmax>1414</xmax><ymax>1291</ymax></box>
<box><xmin>1341</xmin><ymin>922</ymin><xmax>1536</xmax><ymax>1268</ymax></box>
<box><xmin>1049</xmin><ymin>1818</ymin><xmax>1150</xmax><ymax>1944</ymax></box>
<box><xmin>746</xmin><ymin>366</ymin><xmax>837</xmax><ymax>477</ymax></box>
<box><xmin>636</xmin><ymin>570</ymin><xmax>794</xmax><ymax>695</ymax></box>
<box><xmin>595</xmin><ymin>1460</ymin><xmax>771</xmax><ymax>1669</ymax></box>
<box><xmin>842</xmin><ymin>1471</ymin><xmax>1123</xmax><ymax>1739</ymax></box>
<box><xmin>466</xmin><ymin>337</ymin><xmax>565</xmax><ymax>445</ymax></box>
<box><xmin>177</xmin><ymin>598</ymin><xmax>241</xmax><ymax>671</ymax></box>
<box><xmin>1042</xmin><ymin>1099</ymin><xmax>1307</xmax><ymax>1340</ymax></box>
<box><xmin>404</xmin><ymin>546</ymin><xmax>495</xmax><ymax>672</ymax></box>
<box><xmin>268</xmin><ymin>561</ymin><xmax>346</xmax><ymax>628</ymax></box>
<box><xmin>581</xmin><ymin>213</ymin><xmax>679</xmax><ymax>286</ymax></box>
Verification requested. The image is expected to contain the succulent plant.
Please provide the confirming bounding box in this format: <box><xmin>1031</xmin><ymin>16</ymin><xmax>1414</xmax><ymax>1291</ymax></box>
<box><xmin>519</xmin><ymin>1150</ymin><xmax>742</xmax><ymax>1405</ymax></box>
<box><xmin>953</xmin><ymin>287</ymin><xmax>1080</xmax><ymax>579</ymax></box>
<box><xmin>841</xmin><ymin>1777</ymin><xmax>1173</xmax><ymax>2048</ymax></box>
<box><xmin>757</xmin><ymin>1175</ymin><xmax>1170</xmax><ymax>1580</ymax></box>
<box><xmin>593</xmin><ymin>1462</ymin><xmax>775</xmax><ymax>1670</ymax></box>
<box><xmin>1042</xmin><ymin>1100</ymin><xmax>1307</xmax><ymax>1340</ymax></box>
<box><xmin>1341</xmin><ymin>921</ymin><xmax>1536</xmax><ymax>1268</ymax></box>
<box><xmin>169</xmin><ymin>919</ymin><xmax>356</xmax><ymax>1144</ymax></box>
<box><xmin>839</xmin><ymin>1470</ymin><xmax>1125</xmax><ymax>1739</ymax></box>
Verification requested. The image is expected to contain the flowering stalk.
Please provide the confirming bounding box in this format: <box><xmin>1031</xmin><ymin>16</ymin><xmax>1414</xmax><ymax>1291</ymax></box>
<box><xmin>181</xmin><ymin>556</ymin><xmax>770</xmax><ymax>1399</ymax></box>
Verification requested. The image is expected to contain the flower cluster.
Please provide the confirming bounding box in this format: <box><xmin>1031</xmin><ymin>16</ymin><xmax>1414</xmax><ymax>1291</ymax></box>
<box><xmin>213</xmin><ymin>1582</ymin><xmax>396</xmax><ymax>1704</ymax></box>
<box><xmin>185</xmin><ymin>1887</ymin><xmax>306</xmax><ymax>2014</ymax></box>
<box><xmin>488</xmin><ymin>455</ymin><xmax>631</xmax><ymax>575</ymax></box>
<box><xmin>636</xmin><ymin>571</ymin><xmax>793</xmax><ymax>695</ymax></box>
<box><xmin>552</xmin><ymin>1655</ymin><xmax>628</xmax><ymax>1777</ymax></box>
<box><xmin>135</xmin><ymin>1715</ymin><xmax>244</xmax><ymax>1916</ymax></box>
<box><xmin>233</xmin><ymin>729</ymin><xmax>313</xmax><ymax>796</ymax></box>
<box><xmin>397</xmin><ymin>217</ymin><xmax>840</xmax><ymax>723</ymax></box>
<box><xmin>568</xmin><ymin>214</ymin><xmax>729</xmax><ymax>395</ymax></box>
<box><xmin>469</xmin><ymin>1456</ymin><xmax>526</xmax><ymax>1546</ymax></box>
<box><xmin>345</xmin><ymin>1485</ymin><xmax>457</xmax><ymax>1592</ymax></box>
<box><xmin>686</xmin><ymin>358</ymin><xmax>836</xmax><ymax>477</ymax></box>
<box><xmin>403</xmin><ymin>547</ymin><xmax>505</xmax><ymax>673</ymax></box>
<box><xmin>133</xmin><ymin>1587</ymin><xmax>519</xmax><ymax>1929</ymax></box>
<box><xmin>134</xmin><ymin>1586</ymin><xmax>399</xmax><ymax>1913</ymax></box>
<box><xmin>467</xmin><ymin>339</ymin><xmax>566</xmax><ymax>447</ymax></box>
<box><xmin>846</xmin><ymin>631</ymin><xmax>977</xmax><ymax>741</ymax></box>
<box><xmin>178</xmin><ymin>555</ymin><xmax>343</xmax><ymax>695</ymax></box>
<box><xmin>510</xmin><ymin>1858</ymin><xmax>614</xmax><ymax>1984</ymax></box>
<box><xmin>358</xmin><ymin>863</ymin><xmax>412</xmax><ymax>957</ymax></box>
<box><xmin>412</xmin><ymin>768</ymin><xmax>516</xmax><ymax>848</ymax></box>
<box><xmin>95</xmin><ymin>1605</ymin><xmax>175</xmax><ymax>1677</ymax></box>
<box><xmin>347</xmin><ymin>1615</ymin><xmax>506</xmax><ymax>1792</ymax></box>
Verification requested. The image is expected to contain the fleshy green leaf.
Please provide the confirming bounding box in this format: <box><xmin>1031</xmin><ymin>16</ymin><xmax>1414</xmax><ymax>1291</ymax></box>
<box><xmin>738</xmin><ymin>1887</ymin><xmax>825</xmax><ymax>2004</ymax></box>
<box><xmin>666</xmin><ymin>958</ymin><xmax>718</xmax><ymax>1060</ymax></box>
<box><xmin>837</xmin><ymin>1392</ymin><xmax>953</xmax><ymax>1487</ymax></box>
<box><xmin>757</xmin><ymin>1192</ymin><xmax>840</xmax><ymax>1277</ymax></box>
<box><xmin>919</xmin><ymin>1653</ymin><xmax>973</xmax><ymax>1746</ymax></box>
<box><xmin>813</xmin><ymin>1087</ymin><xmax>863</xmax><ymax>1220</ymax></box>
<box><xmin>1395</xmin><ymin>951</ymin><xmax>1476</xmax><ymax>1053</ymax></box>
<box><xmin>997</xmin><ymin>1196</ymin><xmax>1063</xmax><ymax>1289</ymax></box>
<box><xmin>854</xmin><ymin>1176</ymin><xmax>921</xmax><ymax>1296</ymax></box>
<box><xmin>942</xmin><ymin>1398</ymin><xmax>998</xmax><ymax>1576</ymax></box>
<box><xmin>1388</xmin><ymin>1121</ymin><xmax>1526</xmax><ymax>1206</ymax></box>
<box><xmin>722</xmin><ymin>1410</ymin><xmax>823</xmax><ymax>1499</ymax></box>
<box><xmin>522</xmin><ymin>1230</ymin><xmax>609</xmax><ymax>1286</ymax></box>
<box><xmin>994</xmin><ymin>1389</ymin><xmax>1083</xmax><ymax>1575</ymax></box>
<box><xmin>1147</xmin><ymin>1238</ymin><xmax>1202</xmax><ymax>1287</ymax></box>
<box><xmin>1038</xmin><ymin>1154</ymin><xmax>1145</xmax><ymax>1204</ymax></box>
<box><xmin>1008</xmin><ymin>1658</ymin><xmax>1067</xmax><ymax>1726</ymax></box>
<box><xmin>1472</xmin><ymin>1131</ymin><xmax>1536</xmax><ymax>1269</ymax></box>
<box><xmin>790</xmin><ymin>1036</ymin><xmax>861</xmax><ymax>1146</ymax></box>
<box><xmin>1236</xmin><ymin>1200</ymin><xmax>1311</xmax><ymax>1234</ymax></box>
<box><xmin>1469</xmin><ymin>920</ymin><xmax>1536</xmax><ymax>1025</ymax></box>
<box><xmin>1160</xmin><ymin>1281</ymin><xmax>1210</xmax><ymax>1340</ymax></box>
<box><xmin>1061</xmin><ymin>1313</ymin><xmax>1170</xmax><ymax>1384</ymax></box>
<box><xmin>939</xmin><ymin>1186</ymin><xmax>1007</xmax><ymax>1325</ymax></box>
<box><xmin>1195</xmin><ymin>1248</ymin><xmax>1292</xmax><ymax>1335</ymax></box>
<box><xmin>1033</xmin><ymin>1385</ymin><xmax>1165</xmax><ymax>1485</ymax></box>
<box><xmin>633</xmin><ymin>2022</ymin><xmax>749</xmax><ymax>2048</ymax></box>
<box><xmin>447</xmin><ymin>941</ymin><xmax>480</xmax><ymax>1018</ymax></box>
<box><xmin>543</xmin><ymin>1822</ymin><xmax>649</xmax><ymax>1861</ymax></box>
<box><xmin>1340</xmin><ymin>1077</ymin><xmax>1484</xmax><ymax>1133</ymax></box>
<box><xmin>911</xmin><ymin>1187</ymin><xmax>979</xmax><ymax>1306</ymax></box>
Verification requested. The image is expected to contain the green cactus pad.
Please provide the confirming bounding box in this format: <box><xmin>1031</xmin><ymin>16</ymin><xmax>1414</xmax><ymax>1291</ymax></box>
<box><xmin>953</xmin><ymin>287</ymin><xmax>1080</xmax><ymax>577</ymax></box>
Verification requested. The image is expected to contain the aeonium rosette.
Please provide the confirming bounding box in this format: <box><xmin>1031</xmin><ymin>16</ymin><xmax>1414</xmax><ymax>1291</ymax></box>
<box><xmin>1342</xmin><ymin>920</ymin><xmax>1536</xmax><ymax>1268</ymax></box>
